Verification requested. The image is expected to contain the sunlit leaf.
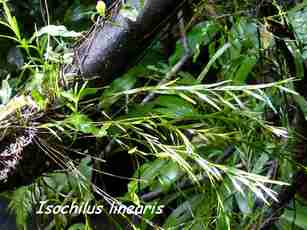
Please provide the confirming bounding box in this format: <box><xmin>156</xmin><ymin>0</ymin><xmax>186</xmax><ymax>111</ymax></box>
<box><xmin>36</xmin><ymin>25</ymin><xmax>82</xmax><ymax>38</ymax></box>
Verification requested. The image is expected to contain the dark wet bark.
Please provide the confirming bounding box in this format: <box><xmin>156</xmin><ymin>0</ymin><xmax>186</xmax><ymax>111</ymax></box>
<box><xmin>64</xmin><ymin>0</ymin><xmax>190</xmax><ymax>86</ymax></box>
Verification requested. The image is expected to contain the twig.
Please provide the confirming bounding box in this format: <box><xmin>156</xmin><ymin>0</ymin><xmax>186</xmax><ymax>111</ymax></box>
<box><xmin>141</xmin><ymin>10</ymin><xmax>191</xmax><ymax>105</ymax></box>
<box><xmin>259</xmin><ymin>176</ymin><xmax>297</xmax><ymax>230</ymax></box>
<box><xmin>141</xmin><ymin>145</ymin><xmax>236</xmax><ymax>201</ymax></box>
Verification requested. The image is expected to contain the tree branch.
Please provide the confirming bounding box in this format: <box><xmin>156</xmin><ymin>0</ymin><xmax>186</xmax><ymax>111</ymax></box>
<box><xmin>63</xmin><ymin>0</ymin><xmax>192</xmax><ymax>86</ymax></box>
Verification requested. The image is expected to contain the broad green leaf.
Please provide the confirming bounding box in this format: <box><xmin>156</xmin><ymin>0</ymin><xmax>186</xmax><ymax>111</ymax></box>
<box><xmin>128</xmin><ymin>159</ymin><xmax>167</xmax><ymax>193</ymax></box>
<box><xmin>216</xmin><ymin>211</ymin><xmax>231</xmax><ymax>230</ymax></box>
<box><xmin>100</xmin><ymin>72</ymin><xmax>137</xmax><ymax>109</ymax></box>
<box><xmin>235</xmin><ymin>192</ymin><xmax>252</xmax><ymax>215</ymax></box>
<box><xmin>293</xmin><ymin>94</ymin><xmax>307</xmax><ymax>120</ymax></box>
<box><xmin>127</xmin><ymin>103</ymin><xmax>155</xmax><ymax>117</ymax></box>
<box><xmin>252</xmin><ymin>154</ymin><xmax>269</xmax><ymax>174</ymax></box>
<box><xmin>26</xmin><ymin>72</ymin><xmax>44</xmax><ymax>92</ymax></box>
<box><xmin>229</xmin><ymin>18</ymin><xmax>259</xmax><ymax>50</ymax></box>
<box><xmin>288</xmin><ymin>5</ymin><xmax>307</xmax><ymax>60</ymax></box>
<box><xmin>68</xmin><ymin>223</ymin><xmax>86</xmax><ymax>230</ymax></box>
<box><xmin>0</xmin><ymin>77</ymin><xmax>12</xmax><ymax>105</ymax></box>
<box><xmin>170</xmin><ymin>21</ymin><xmax>221</xmax><ymax>65</ymax></box>
<box><xmin>31</xmin><ymin>90</ymin><xmax>46</xmax><ymax>110</ymax></box>
<box><xmin>285</xmin><ymin>40</ymin><xmax>305</xmax><ymax>79</ymax></box>
<box><xmin>43</xmin><ymin>173</ymin><xmax>70</xmax><ymax>193</ymax></box>
<box><xmin>8</xmin><ymin>187</ymin><xmax>32</xmax><ymax>229</ymax></box>
<box><xmin>198</xmin><ymin>43</ymin><xmax>231</xmax><ymax>82</ymax></box>
<box><xmin>96</xmin><ymin>1</ymin><xmax>106</xmax><ymax>17</ymax></box>
<box><xmin>35</xmin><ymin>25</ymin><xmax>82</xmax><ymax>38</ymax></box>
<box><xmin>61</xmin><ymin>90</ymin><xmax>78</xmax><ymax>105</ymax></box>
<box><xmin>78</xmin><ymin>157</ymin><xmax>93</xmax><ymax>181</ymax></box>
<box><xmin>127</xmin><ymin>192</ymin><xmax>140</xmax><ymax>206</ymax></box>
<box><xmin>79</xmin><ymin>87</ymin><xmax>98</xmax><ymax>99</ymax></box>
<box><xmin>152</xmin><ymin>95</ymin><xmax>197</xmax><ymax>118</ymax></box>
<box><xmin>287</xmin><ymin>76</ymin><xmax>307</xmax><ymax>120</ymax></box>
<box><xmin>64</xmin><ymin>3</ymin><xmax>95</xmax><ymax>31</ymax></box>
<box><xmin>96</xmin><ymin>123</ymin><xmax>110</xmax><ymax>137</ymax></box>
<box><xmin>151</xmin><ymin>161</ymin><xmax>180</xmax><ymax>191</ymax></box>
<box><xmin>163</xmin><ymin>194</ymin><xmax>204</xmax><ymax>228</ymax></box>
<box><xmin>282</xmin><ymin>201</ymin><xmax>307</xmax><ymax>230</ymax></box>
<box><xmin>234</xmin><ymin>55</ymin><xmax>257</xmax><ymax>83</ymax></box>
<box><xmin>7</xmin><ymin>46</ymin><xmax>24</xmax><ymax>70</ymax></box>
<box><xmin>65</xmin><ymin>113</ymin><xmax>98</xmax><ymax>134</ymax></box>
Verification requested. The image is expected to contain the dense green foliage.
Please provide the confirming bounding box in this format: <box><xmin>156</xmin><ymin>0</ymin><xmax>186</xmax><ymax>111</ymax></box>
<box><xmin>1</xmin><ymin>0</ymin><xmax>307</xmax><ymax>229</ymax></box>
